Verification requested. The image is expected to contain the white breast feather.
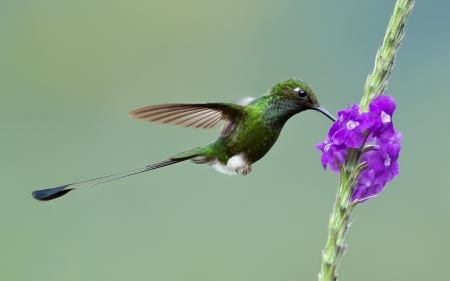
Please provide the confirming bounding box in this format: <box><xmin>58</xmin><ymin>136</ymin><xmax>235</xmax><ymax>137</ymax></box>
<box><xmin>212</xmin><ymin>153</ymin><xmax>248</xmax><ymax>175</ymax></box>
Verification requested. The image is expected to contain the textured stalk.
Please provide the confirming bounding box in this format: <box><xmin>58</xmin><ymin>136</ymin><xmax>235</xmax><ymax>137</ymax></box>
<box><xmin>318</xmin><ymin>150</ymin><xmax>360</xmax><ymax>281</ymax></box>
<box><xmin>318</xmin><ymin>1</ymin><xmax>414</xmax><ymax>280</ymax></box>
<box><xmin>360</xmin><ymin>0</ymin><xmax>415</xmax><ymax>112</ymax></box>
<box><xmin>318</xmin><ymin>170</ymin><xmax>351</xmax><ymax>281</ymax></box>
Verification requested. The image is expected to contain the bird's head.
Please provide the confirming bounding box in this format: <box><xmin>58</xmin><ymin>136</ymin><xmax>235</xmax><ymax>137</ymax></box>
<box><xmin>268</xmin><ymin>78</ymin><xmax>336</xmax><ymax>122</ymax></box>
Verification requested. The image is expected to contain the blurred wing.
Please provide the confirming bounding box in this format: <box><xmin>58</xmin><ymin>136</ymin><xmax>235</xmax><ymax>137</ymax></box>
<box><xmin>129</xmin><ymin>103</ymin><xmax>245</xmax><ymax>135</ymax></box>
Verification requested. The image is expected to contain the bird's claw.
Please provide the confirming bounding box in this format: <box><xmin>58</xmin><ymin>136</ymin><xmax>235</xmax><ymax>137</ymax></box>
<box><xmin>237</xmin><ymin>164</ymin><xmax>252</xmax><ymax>176</ymax></box>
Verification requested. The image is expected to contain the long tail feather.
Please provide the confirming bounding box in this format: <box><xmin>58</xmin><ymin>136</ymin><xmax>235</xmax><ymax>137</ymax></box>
<box><xmin>31</xmin><ymin>158</ymin><xmax>191</xmax><ymax>201</ymax></box>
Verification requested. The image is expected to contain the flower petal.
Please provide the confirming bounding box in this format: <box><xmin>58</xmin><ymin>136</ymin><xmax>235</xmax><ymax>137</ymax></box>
<box><xmin>345</xmin><ymin>131</ymin><xmax>366</xmax><ymax>148</ymax></box>
<box><xmin>332</xmin><ymin>128</ymin><xmax>348</xmax><ymax>145</ymax></box>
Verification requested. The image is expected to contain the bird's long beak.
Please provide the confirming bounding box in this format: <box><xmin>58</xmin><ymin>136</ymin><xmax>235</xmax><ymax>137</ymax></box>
<box><xmin>313</xmin><ymin>104</ymin><xmax>336</xmax><ymax>122</ymax></box>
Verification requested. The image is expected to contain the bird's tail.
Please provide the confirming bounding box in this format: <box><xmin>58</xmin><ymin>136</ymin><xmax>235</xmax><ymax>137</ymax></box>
<box><xmin>169</xmin><ymin>146</ymin><xmax>212</xmax><ymax>164</ymax></box>
<box><xmin>31</xmin><ymin>147</ymin><xmax>205</xmax><ymax>201</ymax></box>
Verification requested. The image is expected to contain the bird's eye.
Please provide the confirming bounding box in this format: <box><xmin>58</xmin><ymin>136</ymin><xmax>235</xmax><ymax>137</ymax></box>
<box><xmin>294</xmin><ymin>87</ymin><xmax>307</xmax><ymax>98</ymax></box>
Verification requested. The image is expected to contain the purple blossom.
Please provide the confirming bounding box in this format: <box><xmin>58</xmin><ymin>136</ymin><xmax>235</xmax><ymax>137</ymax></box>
<box><xmin>364</xmin><ymin>132</ymin><xmax>402</xmax><ymax>185</ymax></box>
<box><xmin>331</xmin><ymin>104</ymin><xmax>374</xmax><ymax>148</ymax></box>
<box><xmin>351</xmin><ymin>168</ymin><xmax>384</xmax><ymax>203</ymax></box>
<box><xmin>316</xmin><ymin>95</ymin><xmax>402</xmax><ymax>203</ymax></box>
<box><xmin>368</xmin><ymin>95</ymin><xmax>396</xmax><ymax>141</ymax></box>
<box><xmin>351</xmin><ymin>184</ymin><xmax>385</xmax><ymax>203</ymax></box>
<box><xmin>315</xmin><ymin>138</ymin><xmax>346</xmax><ymax>174</ymax></box>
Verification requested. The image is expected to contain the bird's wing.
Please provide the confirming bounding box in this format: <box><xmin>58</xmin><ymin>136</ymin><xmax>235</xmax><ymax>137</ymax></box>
<box><xmin>219</xmin><ymin>97</ymin><xmax>255</xmax><ymax>136</ymax></box>
<box><xmin>129</xmin><ymin>103</ymin><xmax>246</xmax><ymax>136</ymax></box>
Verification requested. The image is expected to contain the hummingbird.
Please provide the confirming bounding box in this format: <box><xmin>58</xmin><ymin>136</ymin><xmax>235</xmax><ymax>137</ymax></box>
<box><xmin>32</xmin><ymin>78</ymin><xmax>336</xmax><ymax>201</ymax></box>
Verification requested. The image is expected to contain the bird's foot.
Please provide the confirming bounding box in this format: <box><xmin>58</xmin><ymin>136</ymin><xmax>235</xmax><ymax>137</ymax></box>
<box><xmin>243</xmin><ymin>164</ymin><xmax>252</xmax><ymax>175</ymax></box>
<box><xmin>236</xmin><ymin>164</ymin><xmax>252</xmax><ymax>176</ymax></box>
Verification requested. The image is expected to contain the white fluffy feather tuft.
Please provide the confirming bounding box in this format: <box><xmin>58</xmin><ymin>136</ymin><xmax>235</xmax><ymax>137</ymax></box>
<box><xmin>212</xmin><ymin>153</ymin><xmax>248</xmax><ymax>175</ymax></box>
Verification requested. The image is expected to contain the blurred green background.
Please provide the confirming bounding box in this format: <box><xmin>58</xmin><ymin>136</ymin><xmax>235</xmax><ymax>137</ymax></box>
<box><xmin>1</xmin><ymin>1</ymin><xmax>448</xmax><ymax>280</ymax></box>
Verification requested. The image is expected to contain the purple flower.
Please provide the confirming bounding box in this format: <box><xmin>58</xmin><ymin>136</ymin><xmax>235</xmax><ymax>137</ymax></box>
<box><xmin>368</xmin><ymin>95</ymin><xmax>396</xmax><ymax>140</ymax></box>
<box><xmin>351</xmin><ymin>132</ymin><xmax>402</xmax><ymax>202</ymax></box>
<box><xmin>351</xmin><ymin>184</ymin><xmax>385</xmax><ymax>203</ymax></box>
<box><xmin>316</xmin><ymin>95</ymin><xmax>402</xmax><ymax>204</ymax></box>
<box><xmin>351</xmin><ymin>168</ymin><xmax>385</xmax><ymax>202</ymax></box>
<box><xmin>351</xmin><ymin>168</ymin><xmax>384</xmax><ymax>203</ymax></box>
<box><xmin>316</xmin><ymin>138</ymin><xmax>347</xmax><ymax>174</ymax></box>
<box><xmin>331</xmin><ymin>105</ymin><xmax>374</xmax><ymax>148</ymax></box>
<box><xmin>365</xmin><ymin>132</ymin><xmax>402</xmax><ymax>184</ymax></box>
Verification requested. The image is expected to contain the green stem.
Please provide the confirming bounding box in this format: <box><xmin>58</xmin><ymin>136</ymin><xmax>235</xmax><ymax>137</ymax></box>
<box><xmin>360</xmin><ymin>0</ymin><xmax>415</xmax><ymax>112</ymax></box>
<box><xmin>318</xmin><ymin>169</ymin><xmax>351</xmax><ymax>281</ymax></box>
<box><xmin>317</xmin><ymin>1</ymin><xmax>414</xmax><ymax>280</ymax></box>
